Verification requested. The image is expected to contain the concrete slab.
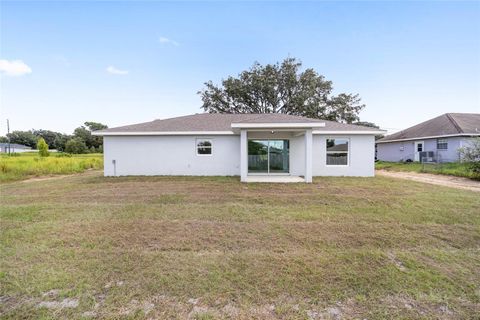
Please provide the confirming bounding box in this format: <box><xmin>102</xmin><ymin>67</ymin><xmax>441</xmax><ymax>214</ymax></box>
<box><xmin>245</xmin><ymin>175</ymin><xmax>305</xmax><ymax>183</ymax></box>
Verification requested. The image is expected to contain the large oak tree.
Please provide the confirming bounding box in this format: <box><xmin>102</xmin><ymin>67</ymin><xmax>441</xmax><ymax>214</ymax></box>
<box><xmin>199</xmin><ymin>58</ymin><xmax>365</xmax><ymax>123</ymax></box>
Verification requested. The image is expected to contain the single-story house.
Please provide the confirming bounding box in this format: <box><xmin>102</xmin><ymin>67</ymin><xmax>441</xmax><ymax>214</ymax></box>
<box><xmin>0</xmin><ymin>143</ymin><xmax>32</xmax><ymax>153</ymax></box>
<box><xmin>377</xmin><ymin>113</ymin><xmax>480</xmax><ymax>163</ymax></box>
<box><xmin>93</xmin><ymin>113</ymin><xmax>385</xmax><ymax>182</ymax></box>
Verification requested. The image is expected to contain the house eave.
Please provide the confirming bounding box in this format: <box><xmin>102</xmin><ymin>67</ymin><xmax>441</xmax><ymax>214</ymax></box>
<box><xmin>312</xmin><ymin>130</ymin><xmax>386</xmax><ymax>135</ymax></box>
<box><xmin>93</xmin><ymin>131</ymin><xmax>236</xmax><ymax>136</ymax></box>
<box><xmin>376</xmin><ymin>133</ymin><xmax>480</xmax><ymax>144</ymax></box>
<box><xmin>231</xmin><ymin>122</ymin><xmax>326</xmax><ymax>129</ymax></box>
<box><xmin>93</xmin><ymin>129</ymin><xmax>386</xmax><ymax>136</ymax></box>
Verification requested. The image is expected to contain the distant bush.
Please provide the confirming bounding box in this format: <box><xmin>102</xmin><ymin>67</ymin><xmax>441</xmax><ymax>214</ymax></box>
<box><xmin>37</xmin><ymin>138</ymin><xmax>50</xmax><ymax>157</ymax></box>
<box><xmin>65</xmin><ymin>138</ymin><xmax>88</xmax><ymax>154</ymax></box>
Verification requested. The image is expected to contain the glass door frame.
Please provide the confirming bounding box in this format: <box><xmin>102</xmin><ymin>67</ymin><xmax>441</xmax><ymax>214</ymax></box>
<box><xmin>247</xmin><ymin>139</ymin><xmax>290</xmax><ymax>175</ymax></box>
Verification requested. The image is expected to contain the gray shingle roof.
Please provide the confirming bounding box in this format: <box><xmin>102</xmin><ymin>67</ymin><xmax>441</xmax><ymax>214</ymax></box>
<box><xmin>378</xmin><ymin>113</ymin><xmax>480</xmax><ymax>143</ymax></box>
<box><xmin>96</xmin><ymin>113</ymin><xmax>382</xmax><ymax>134</ymax></box>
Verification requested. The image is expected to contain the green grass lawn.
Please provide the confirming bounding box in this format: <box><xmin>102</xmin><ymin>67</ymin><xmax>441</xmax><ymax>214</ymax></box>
<box><xmin>0</xmin><ymin>152</ymin><xmax>103</xmax><ymax>182</ymax></box>
<box><xmin>376</xmin><ymin>161</ymin><xmax>480</xmax><ymax>180</ymax></box>
<box><xmin>1</xmin><ymin>172</ymin><xmax>479</xmax><ymax>319</ymax></box>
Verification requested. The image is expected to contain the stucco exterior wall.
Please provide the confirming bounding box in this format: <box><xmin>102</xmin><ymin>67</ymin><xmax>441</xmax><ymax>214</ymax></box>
<box><xmin>103</xmin><ymin>135</ymin><xmax>240</xmax><ymax>176</ymax></box>
<box><xmin>376</xmin><ymin>141</ymin><xmax>416</xmax><ymax>162</ymax></box>
<box><xmin>312</xmin><ymin>135</ymin><xmax>375</xmax><ymax>177</ymax></box>
<box><xmin>376</xmin><ymin>137</ymin><xmax>467</xmax><ymax>162</ymax></box>
<box><xmin>290</xmin><ymin>135</ymin><xmax>306</xmax><ymax>176</ymax></box>
<box><xmin>103</xmin><ymin>133</ymin><xmax>376</xmax><ymax>177</ymax></box>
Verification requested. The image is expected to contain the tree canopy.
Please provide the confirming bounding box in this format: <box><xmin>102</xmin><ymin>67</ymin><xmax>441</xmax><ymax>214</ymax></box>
<box><xmin>199</xmin><ymin>57</ymin><xmax>365</xmax><ymax>123</ymax></box>
<box><xmin>5</xmin><ymin>131</ymin><xmax>38</xmax><ymax>148</ymax></box>
<box><xmin>3</xmin><ymin>121</ymin><xmax>108</xmax><ymax>153</ymax></box>
<box><xmin>65</xmin><ymin>137</ymin><xmax>88</xmax><ymax>154</ymax></box>
<box><xmin>73</xmin><ymin>122</ymin><xmax>108</xmax><ymax>150</ymax></box>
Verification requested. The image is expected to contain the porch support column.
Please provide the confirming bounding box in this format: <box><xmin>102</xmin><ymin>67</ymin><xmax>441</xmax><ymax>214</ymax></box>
<box><xmin>305</xmin><ymin>129</ymin><xmax>313</xmax><ymax>183</ymax></box>
<box><xmin>240</xmin><ymin>129</ymin><xmax>248</xmax><ymax>182</ymax></box>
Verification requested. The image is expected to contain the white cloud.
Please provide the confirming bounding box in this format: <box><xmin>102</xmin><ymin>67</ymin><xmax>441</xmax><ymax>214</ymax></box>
<box><xmin>0</xmin><ymin>59</ymin><xmax>32</xmax><ymax>76</ymax></box>
<box><xmin>106</xmin><ymin>65</ymin><xmax>129</xmax><ymax>75</ymax></box>
<box><xmin>159</xmin><ymin>36</ymin><xmax>179</xmax><ymax>46</ymax></box>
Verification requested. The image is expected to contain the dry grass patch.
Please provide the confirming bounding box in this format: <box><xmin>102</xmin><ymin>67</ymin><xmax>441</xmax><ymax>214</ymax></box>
<box><xmin>1</xmin><ymin>173</ymin><xmax>479</xmax><ymax>319</ymax></box>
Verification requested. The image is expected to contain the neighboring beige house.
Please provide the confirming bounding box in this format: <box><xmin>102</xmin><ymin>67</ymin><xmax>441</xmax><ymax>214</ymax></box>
<box><xmin>93</xmin><ymin>113</ymin><xmax>385</xmax><ymax>183</ymax></box>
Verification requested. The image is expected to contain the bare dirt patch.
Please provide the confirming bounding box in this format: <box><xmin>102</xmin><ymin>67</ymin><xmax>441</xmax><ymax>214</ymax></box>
<box><xmin>376</xmin><ymin>169</ymin><xmax>480</xmax><ymax>192</ymax></box>
<box><xmin>37</xmin><ymin>298</ymin><xmax>79</xmax><ymax>309</ymax></box>
<box><xmin>21</xmin><ymin>169</ymin><xmax>99</xmax><ymax>184</ymax></box>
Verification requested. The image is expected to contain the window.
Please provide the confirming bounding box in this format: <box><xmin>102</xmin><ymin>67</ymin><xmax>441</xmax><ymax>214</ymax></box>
<box><xmin>437</xmin><ymin>138</ymin><xmax>448</xmax><ymax>150</ymax></box>
<box><xmin>326</xmin><ymin>138</ymin><xmax>349</xmax><ymax>165</ymax></box>
<box><xmin>196</xmin><ymin>139</ymin><xmax>212</xmax><ymax>155</ymax></box>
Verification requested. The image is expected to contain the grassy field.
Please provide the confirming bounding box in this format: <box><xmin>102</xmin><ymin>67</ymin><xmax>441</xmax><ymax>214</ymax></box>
<box><xmin>0</xmin><ymin>152</ymin><xmax>103</xmax><ymax>182</ymax></box>
<box><xmin>376</xmin><ymin>161</ymin><xmax>480</xmax><ymax>180</ymax></box>
<box><xmin>1</xmin><ymin>172</ymin><xmax>479</xmax><ymax>319</ymax></box>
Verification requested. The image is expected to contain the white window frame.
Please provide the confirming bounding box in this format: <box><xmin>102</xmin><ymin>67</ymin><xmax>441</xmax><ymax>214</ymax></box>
<box><xmin>196</xmin><ymin>138</ymin><xmax>213</xmax><ymax>156</ymax></box>
<box><xmin>436</xmin><ymin>138</ymin><xmax>448</xmax><ymax>150</ymax></box>
<box><xmin>325</xmin><ymin>137</ymin><xmax>349</xmax><ymax>167</ymax></box>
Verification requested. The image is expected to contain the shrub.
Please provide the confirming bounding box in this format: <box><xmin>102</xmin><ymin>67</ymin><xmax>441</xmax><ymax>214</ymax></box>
<box><xmin>458</xmin><ymin>137</ymin><xmax>480</xmax><ymax>174</ymax></box>
<box><xmin>37</xmin><ymin>138</ymin><xmax>50</xmax><ymax>157</ymax></box>
<box><xmin>65</xmin><ymin>138</ymin><xmax>88</xmax><ymax>154</ymax></box>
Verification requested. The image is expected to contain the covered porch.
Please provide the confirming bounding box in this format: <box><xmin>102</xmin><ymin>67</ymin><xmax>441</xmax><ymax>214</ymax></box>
<box><xmin>234</xmin><ymin>123</ymin><xmax>318</xmax><ymax>183</ymax></box>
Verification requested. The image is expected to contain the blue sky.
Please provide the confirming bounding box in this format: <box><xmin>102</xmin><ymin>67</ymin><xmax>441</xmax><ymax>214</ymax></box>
<box><xmin>1</xmin><ymin>1</ymin><xmax>479</xmax><ymax>135</ymax></box>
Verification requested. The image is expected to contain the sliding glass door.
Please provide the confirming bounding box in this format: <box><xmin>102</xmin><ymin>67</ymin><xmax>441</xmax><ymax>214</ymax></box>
<box><xmin>248</xmin><ymin>140</ymin><xmax>289</xmax><ymax>174</ymax></box>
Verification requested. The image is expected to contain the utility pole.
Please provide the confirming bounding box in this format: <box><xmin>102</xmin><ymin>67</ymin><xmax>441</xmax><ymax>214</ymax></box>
<box><xmin>7</xmin><ymin>119</ymin><xmax>10</xmax><ymax>154</ymax></box>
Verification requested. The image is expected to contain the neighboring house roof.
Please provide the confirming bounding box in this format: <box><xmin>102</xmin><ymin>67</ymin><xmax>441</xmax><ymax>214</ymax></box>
<box><xmin>377</xmin><ymin>113</ymin><xmax>480</xmax><ymax>143</ymax></box>
<box><xmin>0</xmin><ymin>143</ymin><xmax>32</xmax><ymax>149</ymax></box>
<box><xmin>94</xmin><ymin>113</ymin><xmax>384</xmax><ymax>135</ymax></box>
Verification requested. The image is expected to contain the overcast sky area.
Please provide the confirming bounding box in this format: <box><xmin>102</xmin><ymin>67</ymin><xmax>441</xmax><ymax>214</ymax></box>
<box><xmin>0</xmin><ymin>1</ymin><xmax>479</xmax><ymax>136</ymax></box>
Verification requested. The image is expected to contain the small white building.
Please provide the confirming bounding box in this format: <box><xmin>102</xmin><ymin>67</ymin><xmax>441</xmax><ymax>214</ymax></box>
<box><xmin>93</xmin><ymin>113</ymin><xmax>385</xmax><ymax>182</ymax></box>
<box><xmin>0</xmin><ymin>143</ymin><xmax>33</xmax><ymax>153</ymax></box>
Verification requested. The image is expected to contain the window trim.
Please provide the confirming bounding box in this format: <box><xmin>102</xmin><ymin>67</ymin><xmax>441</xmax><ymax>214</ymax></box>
<box><xmin>196</xmin><ymin>138</ymin><xmax>213</xmax><ymax>156</ymax></box>
<box><xmin>325</xmin><ymin>137</ymin><xmax>350</xmax><ymax>167</ymax></box>
<box><xmin>436</xmin><ymin>138</ymin><xmax>448</xmax><ymax>150</ymax></box>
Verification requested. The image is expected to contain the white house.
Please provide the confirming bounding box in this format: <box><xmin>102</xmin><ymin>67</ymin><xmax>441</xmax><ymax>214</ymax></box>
<box><xmin>93</xmin><ymin>113</ymin><xmax>385</xmax><ymax>182</ymax></box>
<box><xmin>377</xmin><ymin>113</ymin><xmax>480</xmax><ymax>163</ymax></box>
<box><xmin>0</xmin><ymin>143</ymin><xmax>33</xmax><ymax>153</ymax></box>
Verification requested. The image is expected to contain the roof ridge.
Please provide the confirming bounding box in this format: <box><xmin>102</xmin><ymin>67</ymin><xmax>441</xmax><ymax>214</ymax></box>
<box><xmin>445</xmin><ymin>113</ymin><xmax>463</xmax><ymax>134</ymax></box>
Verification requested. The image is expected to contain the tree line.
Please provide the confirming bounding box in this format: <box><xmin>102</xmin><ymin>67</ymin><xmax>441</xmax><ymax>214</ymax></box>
<box><xmin>0</xmin><ymin>122</ymin><xmax>107</xmax><ymax>154</ymax></box>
